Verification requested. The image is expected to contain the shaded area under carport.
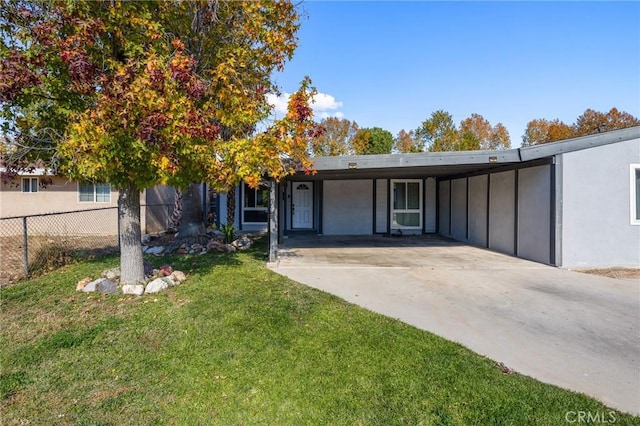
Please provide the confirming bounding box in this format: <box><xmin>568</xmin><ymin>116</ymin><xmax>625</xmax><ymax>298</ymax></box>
<box><xmin>269</xmin><ymin>234</ymin><xmax>640</xmax><ymax>414</ymax></box>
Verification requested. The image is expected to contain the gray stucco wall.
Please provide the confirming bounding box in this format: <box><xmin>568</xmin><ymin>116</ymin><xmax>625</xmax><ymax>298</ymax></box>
<box><xmin>438</xmin><ymin>180</ymin><xmax>450</xmax><ymax>236</ymax></box>
<box><xmin>488</xmin><ymin>170</ymin><xmax>515</xmax><ymax>255</ymax></box>
<box><xmin>561</xmin><ymin>137</ymin><xmax>640</xmax><ymax>267</ymax></box>
<box><xmin>467</xmin><ymin>175</ymin><xmax>488</xmax><ymax>247</ymax></box>
<box><xmin>424</xmin><ymin>178</ymin><xmax>437</xmax><ymax>233</ymax></box>
<box><xmin>323</xmin><ymin>180</ymin><xmax>373</xmax><ymax>235</ymax></box>
<box><xmin>450</xmin><ymin>178</ymin><xmax>467</xmax><ymax>241</ymax></box>
<box><xmin>517</xmin><ymin>165</ymin><xmax>551</xmax><ymax>264</ymax></box>
<box><xmin>375</xmin><ymin>179</ymin><xmax>388</xmax><ymax>233</ymax></box>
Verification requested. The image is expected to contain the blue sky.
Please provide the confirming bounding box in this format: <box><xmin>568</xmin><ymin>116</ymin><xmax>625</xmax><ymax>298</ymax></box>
<box><xmin>270</xmin><ymin>1</ymin><xmax>640</xmax><ymax>146</ymax></box>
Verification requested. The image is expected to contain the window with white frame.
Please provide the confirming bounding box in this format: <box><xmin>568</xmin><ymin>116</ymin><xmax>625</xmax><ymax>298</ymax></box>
<box><xmin>21</xmin><ymin>177</ymin><xmax>38</xmax><ymax>193</ymax></box>
<box><xmin>391</xmin><ymin>179</ymin><xmax>422</xmax><ymax>229</ymax></box>
<box><xmin>631</xmin><ymin>164</ymin><xmax>640</xmax><ymax>225</ymax></box>
<box><xmin>79</xmin><ymin>182</ymin><xmax>111</xmax><ymax>203</ymax></box>
<box><xmin>243</xmin><ymin>183</ymin><xmax>268</xmax><ymax>223</ymax></box>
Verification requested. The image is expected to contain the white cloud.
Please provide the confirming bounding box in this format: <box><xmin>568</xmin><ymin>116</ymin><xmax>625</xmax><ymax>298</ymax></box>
<box><xmin>267</xmin><ymin>91</ymin><xmax>344</xmax><ymax>119</ymax></box>
<box><xmin>311</xmin><ymin>93</ymin><xmax>343</xmax><ymax>111</ymax></box>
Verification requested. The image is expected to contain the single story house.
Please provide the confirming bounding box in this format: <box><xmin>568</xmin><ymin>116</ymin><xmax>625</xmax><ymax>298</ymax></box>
<box><xmin>0</xmin><ymin>174</ymin><xmax>179</xmax><ymax>234</ymax></box>
<box><xmin>256</xmin><ymin>126</ymin><xmax>639</xmax><ymax>269</ymax></box>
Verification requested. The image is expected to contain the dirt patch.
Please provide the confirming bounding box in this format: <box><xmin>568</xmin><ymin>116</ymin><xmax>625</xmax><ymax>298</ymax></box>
<box><xmin>0</xmin><ymin>235</ymin><xmax>117</xmax><ymax>287</ymax></box>
<box><xmin>576</xmin><ymin>267</ymin><xmax>640</xmax><ymax>280</ymax></box>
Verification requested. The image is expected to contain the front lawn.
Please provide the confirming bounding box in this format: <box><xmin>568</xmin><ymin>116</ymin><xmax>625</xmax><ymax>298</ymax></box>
<box><xmin>1</xmin><ymin>240</ymin><xmax>638</xmax><ymax>425</ymax></box>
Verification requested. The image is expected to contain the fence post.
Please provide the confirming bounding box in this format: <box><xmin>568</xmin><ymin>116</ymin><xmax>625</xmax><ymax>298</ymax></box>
<box><xmin>117</xmin><ymin>205</ymin><xmax>121</xmax><ymax>252</ymax></box>
<box><xmin>22</xmin><ymin>216</ymin><xmax>29</xmax><ymax>278</ymax></box>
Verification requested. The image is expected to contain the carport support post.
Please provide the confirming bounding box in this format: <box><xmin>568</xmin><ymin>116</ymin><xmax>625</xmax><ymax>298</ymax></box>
<box><xmin>268</xmin><ymin>179</ymin><xmax>278</xmax><ymax>263</ymax></box>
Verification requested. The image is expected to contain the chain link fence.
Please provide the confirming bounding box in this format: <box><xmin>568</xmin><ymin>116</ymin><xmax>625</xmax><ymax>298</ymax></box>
<box><xmin>0</xmin><ymin>204</ymin><xmax>172</xmax><ymax>286</ymax></box>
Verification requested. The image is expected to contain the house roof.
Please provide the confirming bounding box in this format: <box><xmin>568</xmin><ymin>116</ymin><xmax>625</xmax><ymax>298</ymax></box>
<box><xmin>301</xmin><ymin>126</ymin><xmax>640</xmax><ymax>180</ymax></box>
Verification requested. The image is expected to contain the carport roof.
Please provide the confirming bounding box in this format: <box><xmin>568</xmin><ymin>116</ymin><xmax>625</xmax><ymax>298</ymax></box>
<box><xmin>299</xmin><ymin>125</ymin><xmax>640</xmax><ymax>180</ymax></box>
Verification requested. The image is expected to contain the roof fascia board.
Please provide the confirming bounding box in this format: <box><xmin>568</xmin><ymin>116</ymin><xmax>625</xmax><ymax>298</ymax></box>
<box><xmin>519</xmin><ymin>126</ymin><xmax>640</xmax><ymax>161</ymax></box>
<box><xmin>311</xmin><ymin>149</ymin><xmax>521</xmax><ymax>171</ymax></box>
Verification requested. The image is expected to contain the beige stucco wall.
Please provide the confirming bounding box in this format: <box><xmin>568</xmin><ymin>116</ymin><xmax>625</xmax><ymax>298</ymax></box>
<box><xmin>0</xmin><ymin>176</ymin><xmax>147</xmax><ymax>235</ymax></box>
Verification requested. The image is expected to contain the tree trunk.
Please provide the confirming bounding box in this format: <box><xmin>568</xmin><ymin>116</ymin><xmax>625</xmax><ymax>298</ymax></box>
<box><xmin>177</xmin><ymin>183</ymin><xmax>205</xmax><ymax>237</ymax></box>
<box><xmin>118</xmin><ymin>184</ymin><xmax>145</xmax><ymax>284</ymax></box>
<box><xmin>168</xmin><ymin>188</ymin><xmax>183</xmax><ymax>232</ymax></box>
<box><xmin>226</xmin><ymin>185</ymin><xmax>236</xmax><ymax>226</ymax></box>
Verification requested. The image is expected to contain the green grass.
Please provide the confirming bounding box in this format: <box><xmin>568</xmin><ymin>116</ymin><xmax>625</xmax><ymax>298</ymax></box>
<box><xmin>1</xmin><ymin>240</ymin><xmax>638</xmax><ymax>425</ymax></box>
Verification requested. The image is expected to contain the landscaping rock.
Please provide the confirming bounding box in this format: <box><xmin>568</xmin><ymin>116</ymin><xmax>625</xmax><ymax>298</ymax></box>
<box><xmin>232</xmin><ymin>235</ymin><xmax>251</xmax><ymax>251</ymax></box>
<box><xmin>170</xmin><ymin>270</ymin><xmax>186</xmax><ymax>284</ymax></box>
<box><xmin>141</xmin><ymin>234</ymin><xmax>151</xmax><ymax>244</ymax></box>
<box><xmin>97</xmin><ymin>279</ymin><xmax>117</xmax><ymax>295</ymax></box>
<box><xmin>143</xmin><ymin>261</ymin><xmax>155</xmax><ymax>277</ymax></box>
<box><xmin>76</xmin><ymin>277</ymin><xmax>92</xmax><ymax>291</ymax></box>
<box><xmin>101</xmin><ymin>268</ymin><xmax>120</xmax><ymax>281</ymax></box>
<box><xmin>82</xmin><ymin>278</ymin><xmax>103</xmax><ymax>293</ymax></box>
<box><xmin>207</xmin><ymin>239</ymin><xmax>226</xmax><ymax>253</ymax></box>
<box><xmin>145</xmin><ymin>278</ymin><xmax>170</xmax><ymax>293</ymax></box>
<box><xmin>145</xmin><ymin>246</ymin><xmax>165</xmax><ymax>255</ymax></box>
<box><xmin>122</xmin><ymin>284</ymin><xmax>144</xmax><ymax>296</ymax></box>
<box><xmin>158</xmin><ymin>265</ymin><xmax>173</xmax><ymax>277</ymax></box>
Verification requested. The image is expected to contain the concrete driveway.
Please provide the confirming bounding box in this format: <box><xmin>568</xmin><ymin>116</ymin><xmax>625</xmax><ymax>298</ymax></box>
<box><xmin>268</xmin><ymin>235</ymin><xmax>640</xmax><ymax>414</ymax></box>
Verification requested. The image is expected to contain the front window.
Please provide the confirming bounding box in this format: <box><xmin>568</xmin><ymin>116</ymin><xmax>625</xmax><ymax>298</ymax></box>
<box><xmin>631</xmin><ymin>164</ymin><xmax>640</xmax><ymax>225</ymax></box>
<box><xmin>21</xmin><ymin>177</ymin><xmax>38</xmax><ymax>193</ymax></box>
<box><xmin>391</xmin><ymin>180</ymin><xmax>422</xmax><ymax>229</ymax></box>
<box><xmin>79</xmin><ymin>182</ymin><xmax>111</xmax><ymax>203</ymax></box>
<box><xmin>243</xmin><ymin>183</ymin><xmax>268</xmax><ymax>223</ymax></box>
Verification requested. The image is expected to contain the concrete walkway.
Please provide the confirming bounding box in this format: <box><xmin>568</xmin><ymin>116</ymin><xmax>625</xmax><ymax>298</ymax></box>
<box><xmin>268</xmin><ymin>235</ymin><xmax>640</xmax><ymax>415</ymax></box>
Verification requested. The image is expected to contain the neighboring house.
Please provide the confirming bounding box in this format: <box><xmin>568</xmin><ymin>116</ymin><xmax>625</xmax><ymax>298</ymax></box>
<box><xmin>0</xmin><ymin>172</ymin><xmax>177</xmax><ymax>234</ymax></box>
<box><xmin>263</xmin><ymin>126</ymin><xmax>640</xmax><ymax>268</ymax></box>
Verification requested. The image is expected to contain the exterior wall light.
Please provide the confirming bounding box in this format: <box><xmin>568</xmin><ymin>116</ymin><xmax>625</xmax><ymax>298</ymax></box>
<box><xmin>348</xmin><ymin>163</ymin><xmax>358</xmax><ymax>169</ymax></box>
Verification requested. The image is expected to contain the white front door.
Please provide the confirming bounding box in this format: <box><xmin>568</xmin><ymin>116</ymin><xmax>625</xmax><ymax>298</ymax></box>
<box><xmin>292</xmin><ymin>182</ymin><xmax>313</xmax><ymax>229</ymax></box>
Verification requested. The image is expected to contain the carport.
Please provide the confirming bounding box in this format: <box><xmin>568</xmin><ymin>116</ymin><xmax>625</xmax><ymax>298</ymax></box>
<box><xmin>269</xmin><ymin>234</ymin><xmax>640</xmax><ymax>414</ymax></box>
<box><xmin>266</xmin><ymin>127</ymin><xmax>640</xmax><ymax>268</ymax></box>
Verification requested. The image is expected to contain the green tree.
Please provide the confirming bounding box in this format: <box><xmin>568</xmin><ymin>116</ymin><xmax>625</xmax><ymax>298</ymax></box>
<box><xmin>1</xmin><ymin>1</ymin><xmax>314</xmax><ymax>284</ymax></box>
<box><xmin>415</xmin><ymin>110</ymin><xmax>459</xmax><ymax>152</ymax></box>
<box><xmin>351</xmin><ymin>127</ymin><xmax>393</xmax><ymax>155</ymax></box>
<box><xmin>310</xmin><ymin>117</ymin><xmax>358</xmax><ymax>156</ymax></box>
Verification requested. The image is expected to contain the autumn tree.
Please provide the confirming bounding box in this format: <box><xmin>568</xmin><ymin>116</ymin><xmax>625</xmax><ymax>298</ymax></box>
<box><xmin>522</xmin><ymin>119</ymin><xmax>574</xmax><ymax>146</ymax></box>
<box><xmin>574</xmin><ymin>108</ymin><xmax>640</xmax><ymax>136</ymax></box>
<box><xmin>351</xmin><ymin>127</ymin><xmax>393</xmax><ymax>155</ymax></box>
<box><xmin>394</xmin><ymin>129</ymin><xmax>422</xmax><ymax>153</ymax></box>
<box><xmin>459</xmin><ymin>113</ymin><xmax>511</xmax><ymax>150</ymax></box>
<box><xmin>0</xmin><ymin>1</ymin><xmax>315</xmax><ymax>285</ymax></box>
<box><xmin>522</xmin><ymin>108</ymin><xmax>639</xmax><ymax>146</ymax></box>
<box><xmin>309</xmin><ymin>117</ymin><xmax>358</xmax><ymax>156</ymax></box>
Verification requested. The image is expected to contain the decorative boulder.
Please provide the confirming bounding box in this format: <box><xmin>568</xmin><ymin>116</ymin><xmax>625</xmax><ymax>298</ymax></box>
<box><xmin>207</xmin><ymin>239</ymin><xmax>226</xmax><ymax>253</ymax></box>
<box><xmin>143</xmin><ymin>261</ymin><xmax>155</xmax><ymax>277</ymax></box>
<box><xmin>144</xmin><ymin>246</ymin><xmax>165</xmax><ymax>255</ymax></box>
<box><xmin>97</xmin><ymin>279</ymin><xmax>117</xmax><ymax>295</ymax></box>
<box><xmin>232</xmin><ymin>236</ymin><xmax>251</xmax><ymax>251</ymax></box>
<box><xmin>145</xmin><ymin>278</ymin><xmax>171</xmax><ymax>293</ymax></box>
<box><xmin>76</xmin><ymin>277</ymin><xmax>92</xmax><ymax>292</ymax></box>
<box><xmin>82</xmin><ymin>278</ymin><xmax>102</xmax><ymax>293</ymax></box>
<box><xmin>158</xmin><ymin>265</ymin><xmax>173</xmax><ymax>277</ymax></box>
<box><xmin>101</xmin><ymin>268</ymin><xmax>120</xmax><ymax>281</ymax></box>
<box><xmin>122</xmin><ymin>284</ymin><xmax>145</xmax><ymax>296</ymax></box>
<box><xmin>170</xmin><ymin>271</ymin><xmax>187</xmax><ymax>284</ymax></box>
